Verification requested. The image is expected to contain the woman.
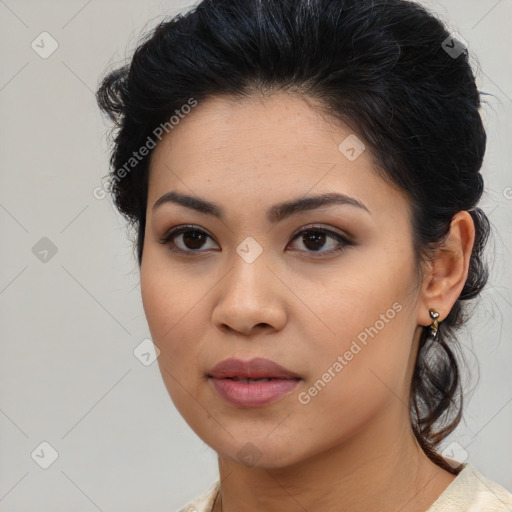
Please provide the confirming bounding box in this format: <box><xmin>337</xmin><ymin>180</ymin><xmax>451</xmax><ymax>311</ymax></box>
<box><xmin>96</xmin><ymin>0</ymin><xmax>512</xmax><ymax>510</ymax></box>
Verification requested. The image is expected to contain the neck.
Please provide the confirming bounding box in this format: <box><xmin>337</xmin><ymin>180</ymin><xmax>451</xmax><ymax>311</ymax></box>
<box><xmin>213</xmin><ymin>408</ymin><xmax>456</xmax><ymax>512</ymax></box>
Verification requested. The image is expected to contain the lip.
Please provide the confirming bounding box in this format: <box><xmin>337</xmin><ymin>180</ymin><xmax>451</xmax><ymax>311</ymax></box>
<box><xmin>208</xmin><ymin>357</ymin><xmax>301</xmax><ymax>379</ymax></box>
<box><xmin>207</xmin><ymin>357</ymin><xmax>301</xmax><ymax>407</ymax></box>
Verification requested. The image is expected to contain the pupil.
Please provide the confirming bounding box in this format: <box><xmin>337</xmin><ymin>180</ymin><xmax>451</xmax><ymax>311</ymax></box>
<box><xmin>303</xmin><ymin>231</ymin><xmax>325</xmax><ymax>251</ymax></box>
<box><xmin>184</xmin><ymin>230</ymin><xmax>206</xmax><ymax>249</ymax></box>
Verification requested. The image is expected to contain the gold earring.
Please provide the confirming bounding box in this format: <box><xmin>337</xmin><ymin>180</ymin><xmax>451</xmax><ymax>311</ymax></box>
<box><xmin>429</xmin><ymin>309</ymin><xmax>440</xmax><ymax>340</ymax></box>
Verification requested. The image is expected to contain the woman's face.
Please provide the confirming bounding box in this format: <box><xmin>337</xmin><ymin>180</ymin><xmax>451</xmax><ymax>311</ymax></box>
<box><xmin>140</xmin><ymin>92</ymin><xmax>427</xmax><ymax>468</ymax></box>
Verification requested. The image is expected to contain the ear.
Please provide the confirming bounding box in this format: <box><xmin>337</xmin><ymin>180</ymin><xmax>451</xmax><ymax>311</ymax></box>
<box><xmin>417</xmin><ymin>211</ymin><xmax>476</xmax><ymax>327</ymax></box>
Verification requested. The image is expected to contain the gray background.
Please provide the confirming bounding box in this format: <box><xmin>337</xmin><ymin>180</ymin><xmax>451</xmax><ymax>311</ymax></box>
<box><xmin>0</xmin><ymin>1</ymin><xmax>511</xmax><ymax>511</ymax></box>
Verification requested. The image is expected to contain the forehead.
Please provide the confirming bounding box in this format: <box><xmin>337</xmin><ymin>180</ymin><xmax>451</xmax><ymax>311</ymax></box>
<box><xmin>147</xmin><ymin>92</ymin><xmax>409</xmax><ymax>223</ymax></box>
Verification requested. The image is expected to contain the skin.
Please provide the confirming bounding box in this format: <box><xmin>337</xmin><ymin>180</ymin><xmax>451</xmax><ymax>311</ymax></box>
<box><xmin>140</xmin><ymin>92</ymin><xmax>475</xmax><ymax>512</ymax></box>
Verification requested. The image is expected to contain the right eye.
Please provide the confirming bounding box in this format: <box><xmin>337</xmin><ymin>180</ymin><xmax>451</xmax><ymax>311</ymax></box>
<box><xmin>159</xmin><ymin>225</ymin><xmax>219</xmax><ymax>255</ymax></box>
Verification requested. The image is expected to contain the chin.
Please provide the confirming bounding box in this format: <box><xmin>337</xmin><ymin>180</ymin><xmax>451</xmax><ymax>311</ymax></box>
<box><xmin>209</xmin><ymin>433</ymin><xmax>309</xmax><ymax>470</ymax></box>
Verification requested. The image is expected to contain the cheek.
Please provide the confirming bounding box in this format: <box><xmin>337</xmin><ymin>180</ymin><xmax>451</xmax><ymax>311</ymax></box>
<box><xmin>141</xmin><ymin>282</ymin><xmax>202</xmax><ymax>411</ymax></box>
<box><xmin>291</xmin><ymin>313</ymin><xmax>412</xmax><ymax>451</ymax></box>
<box><xmin>141</xmin><ymin>255</ymin><xmax>191</xmax><ymax>336</ymax></box>
<box><xmin>299</xmin><ymin>267</ymin><xmax>414</xmax><ymax>401</ymax></box>
<box><xmin>140</xmin><ymin>265</ymin><xmax>197</xmax><ymax>374</ymax></box>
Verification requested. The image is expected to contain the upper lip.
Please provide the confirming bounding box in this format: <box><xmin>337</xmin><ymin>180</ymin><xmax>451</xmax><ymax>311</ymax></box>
<box><xmin>207</xmin><ymin>357</ymin><xmax>301</xmax><ymax>379</ymax></box>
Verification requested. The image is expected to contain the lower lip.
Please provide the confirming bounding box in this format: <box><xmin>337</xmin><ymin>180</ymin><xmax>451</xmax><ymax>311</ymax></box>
<box><xmin>209</xmin><ymin>377</ymin><xmax>300</xmax><ymax>407</ymax></box>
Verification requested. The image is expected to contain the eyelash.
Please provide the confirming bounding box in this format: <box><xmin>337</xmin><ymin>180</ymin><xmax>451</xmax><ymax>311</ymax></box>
<box><xmin>158</xmin><ymin>224</ymin><xmax>354</xmax><ymax>258</ymax></box>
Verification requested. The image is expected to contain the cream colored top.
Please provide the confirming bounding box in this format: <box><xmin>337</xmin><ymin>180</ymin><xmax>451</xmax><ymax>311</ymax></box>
<box><xmin>177</xmin><ymin>461</ymin><xmax>512</xmax><ymax>512</ymax></box>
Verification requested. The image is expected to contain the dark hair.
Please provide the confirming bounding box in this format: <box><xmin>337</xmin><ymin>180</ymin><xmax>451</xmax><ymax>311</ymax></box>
<box><xmin>96</xmin><ymin>0</ymin><xmax>491</xmax><ymax>474</ymax></box>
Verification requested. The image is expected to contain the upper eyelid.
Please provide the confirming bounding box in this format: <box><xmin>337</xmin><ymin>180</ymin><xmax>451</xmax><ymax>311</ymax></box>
<box><xmin>289</xmin><ymin>224</ymin><xmax>349</xmax><ymax>240</ymax></box>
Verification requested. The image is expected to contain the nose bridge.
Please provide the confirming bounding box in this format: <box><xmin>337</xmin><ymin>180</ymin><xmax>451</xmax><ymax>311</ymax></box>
<box><xmin>235</xmin><ymin>234</ymin><xmax>266</xmax><ymax>266</ymax></box>
<box><xmin>212</xmin><ymin>241</ymin><xmax>286</xmax><ymax>333</ymax></box>
<box><xmin>227</xmin><ymin>238</ymin><xmax>270</xmax><ymax>302</ymax></box>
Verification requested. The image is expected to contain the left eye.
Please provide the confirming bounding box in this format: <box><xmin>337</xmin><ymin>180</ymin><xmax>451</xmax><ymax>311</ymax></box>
<box><xmin>159</xmin><ymin>225</ymin><xmax>353</xmax><ymax>257</ymax></box>
<box><xmin>289</xmin><ymin>227</ymin><xmax>352</xmax><ymax>255</ymax></box>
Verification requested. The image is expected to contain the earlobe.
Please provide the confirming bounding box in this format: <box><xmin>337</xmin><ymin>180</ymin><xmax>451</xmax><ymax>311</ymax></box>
<box><xmin>417</xmin><ymin>211</ymin><xmax>476</xmax><ymax>327</ymax></box>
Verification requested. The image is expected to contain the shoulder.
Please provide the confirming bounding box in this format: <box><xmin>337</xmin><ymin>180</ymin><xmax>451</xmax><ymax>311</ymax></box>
<box><xmin>175</xmin><ymin>467</ymin><xmax>512</xmax><ymax>512</ymax></box>
<box><xmin>427</xmin><ymin>462</ymin><xmax>512</xmax><ymax>511</ymax></box>
<box><xmin>176</xmin><ymin>481</ymin><xmax>220</xmax><ymax>512</ymax></box>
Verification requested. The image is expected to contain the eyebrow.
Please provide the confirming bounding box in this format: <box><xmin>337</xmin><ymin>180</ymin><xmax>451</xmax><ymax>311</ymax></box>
<box><xmin>152</xmin><ymin>190</ymin><xmax>371</xmax><ymax>223</ymax></box>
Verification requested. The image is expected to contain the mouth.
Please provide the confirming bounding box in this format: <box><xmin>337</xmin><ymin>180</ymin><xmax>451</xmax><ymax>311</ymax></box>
<box><xmin>207</xmin><ymin>356</ymin><xmax>301</xmax><ymax>380</ymax></box>
<box><xmin>207</xmin><ymin>357</ymin><xmax>302</xmax><ymax>407</ymax></box>
<box><xmin>221</xmin><ymin>377</ymin><xmax>295</xmax><ymax>382</ymax></box>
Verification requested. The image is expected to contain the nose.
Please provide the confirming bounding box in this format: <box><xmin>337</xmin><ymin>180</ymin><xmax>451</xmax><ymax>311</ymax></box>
<box><xmin>211</xmin><ymin>257</ymin><xmax>288</xmax><ymax>336</ymax></box>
